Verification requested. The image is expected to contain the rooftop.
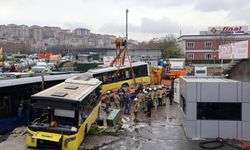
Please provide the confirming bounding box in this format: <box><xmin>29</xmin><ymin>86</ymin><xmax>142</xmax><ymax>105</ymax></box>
<box><xmin>31</xmin><ymin>75</ymin><xmax>101</xmax><ymax>103</ymax></box>
<box><xmin>181</xmin><ymin>76</ymin><xmax>239</xmax><ymax>83</ymax></box>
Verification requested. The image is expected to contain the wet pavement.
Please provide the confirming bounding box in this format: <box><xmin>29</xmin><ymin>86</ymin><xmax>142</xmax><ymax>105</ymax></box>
<box><xmin>0</xmin><ymin>101</ymin><xmax>243</xmax><ymax>150</ymax></box>
<box><xmin>99</xmin><ymin>102</ymin><xmax>240</xmax><ymax>150</ymax></box>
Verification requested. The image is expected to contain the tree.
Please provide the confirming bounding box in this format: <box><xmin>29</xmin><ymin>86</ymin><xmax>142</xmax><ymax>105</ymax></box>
<box><xmin>159</xmin><ymin>35</ymin><xmax>184</xmax><ymax>59</ymax></box>
<box><xmin>136</xmin><ymin>35</ymin><xmax>184</xmax><ymax>59</ymax></box>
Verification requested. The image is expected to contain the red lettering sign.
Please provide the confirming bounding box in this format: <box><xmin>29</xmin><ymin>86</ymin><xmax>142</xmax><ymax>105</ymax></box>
<box><xmin>222</xmin><ymin>26</ymin><xmax>242</xmax><ymax>31</ymax></box>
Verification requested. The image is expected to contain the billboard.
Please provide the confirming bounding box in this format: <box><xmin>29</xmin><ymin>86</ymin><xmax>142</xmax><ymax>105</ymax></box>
<box><xmin>208</xmin><ymin>26</ymin><xmax>248</xmax><ymax>35</ymax></box>
<box><xmin>195</xmin><ymin>66</ymin><xmax>207</xmax><ymax>77</ymax></box>
<box><xmin>219</xmin><ymin>40</ymin><xmax>249</xmax><ymax>59</ymax></box>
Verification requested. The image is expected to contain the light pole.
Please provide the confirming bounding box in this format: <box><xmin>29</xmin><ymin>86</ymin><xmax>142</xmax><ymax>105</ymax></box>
<box><xmin>125</xmin><ymin>9</ymin><xmax>128</xmax><ymax>49</ymax></box>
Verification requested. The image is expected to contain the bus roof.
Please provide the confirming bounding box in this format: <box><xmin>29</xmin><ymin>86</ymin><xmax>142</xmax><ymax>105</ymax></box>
<box><xmin>31</xmin><ymin>75</ymin><xmax>102</xmax><ymax>103</ymax></box>
<box><xmin>87</xmin><ymin>62</ymin><xmax>148</xmax><ymax>74</ymax></box>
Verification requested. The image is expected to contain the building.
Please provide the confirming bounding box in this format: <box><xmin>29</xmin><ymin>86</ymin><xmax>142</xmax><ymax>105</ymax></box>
<box><xmin>73</xmin><ymin>28</ymin><xmax>90</xmax><ymax>37</ymax></box>
<box><xmin>0</xmin><ymin>24</ymin><xmax>120</xmax><ymax>50</ymax></box>
<box><xmin>178</xmin><ymin>26</ymin><xmax>250</xmax><ymax>63</ymax></box>
<box><xmin>106</xmin><ymin>49</ymin><xmax>162</xmax><ymax>62</ymax></box>
<box><xmin>180</xmin><ymin>76</ymin><xmax>250</xmax><ymax>141</ymax></box>
<box><xmin>69</xmin><ymin>48</ymin><xmax>162</xmax><ymax>63</ymax></box>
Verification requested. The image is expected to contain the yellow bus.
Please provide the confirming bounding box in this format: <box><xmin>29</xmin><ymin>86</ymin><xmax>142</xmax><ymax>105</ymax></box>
<box><xmin>87</xmin><ymin>62</ymin><xmax>151</xmax><ymax>92</ymax></box>
<box><xmin>26</xmin><ymin>76</ymin><xmax>102</xmax><ymax>150</ymax></box>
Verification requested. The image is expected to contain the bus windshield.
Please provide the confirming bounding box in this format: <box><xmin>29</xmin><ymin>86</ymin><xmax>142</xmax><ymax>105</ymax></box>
<box><xmin>29</xmin><ymin>106</ymin><xmax>78</xmax><ymax>134</ymax></box>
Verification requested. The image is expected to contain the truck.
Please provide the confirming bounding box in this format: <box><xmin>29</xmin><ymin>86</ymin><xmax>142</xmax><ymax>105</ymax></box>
<box><xmin>164</xmin><ymin>58</ymin><xmax>187</xmax><ymax>80</ymax></box>
<box><xmin>161</xmin><ymin>58</ymin><xmax>188</xmax><ymax>87</ymax></box>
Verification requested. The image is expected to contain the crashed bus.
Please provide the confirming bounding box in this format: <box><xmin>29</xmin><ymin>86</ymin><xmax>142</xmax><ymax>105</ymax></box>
<box><xmin>26</xmin><ymin>76</ymin><xmax>102</xmax><ymax>150</ymax></box>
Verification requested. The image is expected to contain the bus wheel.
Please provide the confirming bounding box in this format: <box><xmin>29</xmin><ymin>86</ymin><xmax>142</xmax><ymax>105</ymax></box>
<box><xmin>84</xmin><ymin>125</ymin><xmax>88</xmax><ymax>139</ymax></box>
<box><xmin>121</xmin><ymin>83</ymin><xmax>129</xmax><ymax>88</ymax></box>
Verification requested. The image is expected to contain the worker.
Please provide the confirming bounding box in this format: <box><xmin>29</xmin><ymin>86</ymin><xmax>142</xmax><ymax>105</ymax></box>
<box><xmin>104</xmin><ymin>91</ymin><xmax>112</xmax><ymax>113</ymax></box>
<box><xmin>147</xmin><ymin>97</ymin><xmax>153</xmax><ymax>118</ymax></box>
<box><xmin>142</xmin><ymin>90</ymin><xmax>148</xmax><ymax>112</ymax></box>
<box><xmin>130</xmin><ymin>87</ymin><xmax>136</xmax><ymax>103</ymax></box>
<box><xmin>156</xmin><ymin>86</ymin><xmax>164</xmax><ymax>107</ymax></box>
<box><xmin>113</xmin><ymin>92</ymin><xmax>120</xmax><ymax>109</ymax></box>
<box><xmin>14</xmin><ymin>64</ymin><xmax>19</xmax><ymax>72</ymax></box>
<box><xmin>118</xmin><ymin>88</ymin><xmax>125</xmax><ymax>109</ymax></box>
<box><xmin>136</xmin><ymin>90</ymin><xmax>144</xmax><ymax>111</ymax></box>
<box><xmin>162</xmin><ymin>85</ymin><xmax>168</xmax><ymax>106</ymax></box>
<box><xmin>124</xmin><ymin>90</ymin><xmax>131</xmax><ymax>115</ymax></box>
<box><xmin>132</xmin><ymin>98</ymin><xmax>140</xmax><ymax>122</ymax></box>
<box><xmin>115</xmin><ymin>37</ymin><xmax>123</xmax><ymax>50</ymax></box>
<box><xmin>169</xmin><ymin>86</ymin><xmax>174</xmax><ymax>105</ymax></box>
<box><xmin>151</xmin><ymin>87</ymin><xmax>157</xmax><ymax>110</ymax></box>
<box><xmin>136</xmin><ymin>83</ymin><xmax>143</xmax><ymax>94</ymax></box>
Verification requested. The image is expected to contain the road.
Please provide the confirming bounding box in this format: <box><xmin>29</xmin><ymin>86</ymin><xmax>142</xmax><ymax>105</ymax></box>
<box><xmin>0</xmin><ymin>102</ymin><xmax>241</xmax><ymax>150</ymax></box>
<box><xmin>99</xmin><ymin>102</ymin><xmax>239</xmax><ymax>150</ymax></box>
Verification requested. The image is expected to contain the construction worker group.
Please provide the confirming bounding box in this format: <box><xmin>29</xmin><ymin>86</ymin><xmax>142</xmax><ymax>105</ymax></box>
<box><xmin>103</xmin><ymin>84</ymin><xmax>174</xmax><ymax>121</ymax></box>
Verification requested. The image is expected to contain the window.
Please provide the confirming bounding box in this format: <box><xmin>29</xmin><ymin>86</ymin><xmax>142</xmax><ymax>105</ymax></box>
<box><xmin>197</xmin><ymin>102</ymin><xmax>241</xmax><ymax>120</ymax></box>
<box><xmin>81</xmin><ymin>90</ymin><xmax>100</xmax><ymax>117</ymax></box>
<box><xmin>186</xmin><ymin>42</ymin><xmax>195</xmax><ymax>48</ymax></box>
<box><xmin>221</xmin><ymin>41</ymin><xmax>231</xmax><ymax>45</ymax></box>
<box><xmin>0</xmin><ymin>95</ymin><xmax>11</xmax><ymax>118</ymax></box>
<box><xmin>133</xmin><ymin>65</ymin><xmax>148</xmax><ymax>78</ymax></box>
<box><xmin>205</xmin><ymin>53</ymin><xmax>212</xmax><ymax>60</ymax></box>
<box><xmin>186</xmin><ymin>53</ymin><xmax>194</xmax><ymax>60</ymax></box>
<box><xmin>205</xmin><ymin>41</ymin><xmax>212</xmax><ymax>48</ymax></box>
<box><xmin>93</xmin><ymin>64</ymin><xmax>148</xmax><ymax>84</ymax></box>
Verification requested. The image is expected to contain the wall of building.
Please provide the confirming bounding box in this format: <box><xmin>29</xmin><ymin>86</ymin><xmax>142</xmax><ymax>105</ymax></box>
<box><xmin>107</xmin><ymin>49</ymin><xmax>162</xmax><ymax>61</ymax></box>
<box><xmin>178</xmin><ymin>33</ymin><xmax>250</xmax><ymax>62</ymax></box>
<box><xmin>186</xmin><ymin>52</ymin><xmax>219</xmax><ymax>60</ymax></box>
<box><xmin>229</xmin><ymin>59</ymin><xmax>250</xmax><ymax>82</ymax></box>
<box><xmin>180</xmin><ymin>76</ymin><xmax>250</xmax><ymax>140</ymax></box>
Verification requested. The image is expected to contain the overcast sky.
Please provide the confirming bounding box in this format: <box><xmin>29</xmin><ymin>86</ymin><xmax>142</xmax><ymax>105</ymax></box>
<box><xmin>0</xmin><ymin>0</ymin><xmax>250</xmax><ymax>41</ymax></box>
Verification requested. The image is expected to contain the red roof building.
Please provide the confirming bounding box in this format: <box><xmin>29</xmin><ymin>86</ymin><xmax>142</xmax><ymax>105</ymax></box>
<box><xmin>178</xmin><ymin>26</ymin><xmax>250</xmax><ymax>62</ymax></box>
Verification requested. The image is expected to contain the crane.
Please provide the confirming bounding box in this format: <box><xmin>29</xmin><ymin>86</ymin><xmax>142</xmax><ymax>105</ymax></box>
<box><xmin>109</xmin><ymin>9</ymin><xmax>137</xmax><ymax>87</ymax></box>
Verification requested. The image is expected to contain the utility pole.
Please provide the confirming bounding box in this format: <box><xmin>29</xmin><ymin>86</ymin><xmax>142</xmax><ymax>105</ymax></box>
<box><xmin>126</xmin><ymin>9</ymin><xmax>129</xmax><ymax>48</ymax></box>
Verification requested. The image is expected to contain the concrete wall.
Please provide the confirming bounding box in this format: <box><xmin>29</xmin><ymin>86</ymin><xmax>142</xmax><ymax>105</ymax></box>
<box><xmin>229</xmin><ymin>59</ymin><xmax>250</xmax><ymax>82</ymax></box>
<box><xmin>180</xmin><ymin>77</ymin><xmax>250</xmax><ymax>140</ymax></box>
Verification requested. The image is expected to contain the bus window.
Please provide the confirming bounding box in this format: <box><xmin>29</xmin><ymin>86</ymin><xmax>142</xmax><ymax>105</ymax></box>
<box><xmin>133</xmin><ymin>65</ymin><xmax>148</xmax><ymax>77</ymax></box>
<box><xmin>103</xmin><ymin>73</ymin><xmax>109</xmax><ymax>83</ymax></box>
<box><xmin>94</xmin><ymin>73</ymin><xmax>104</xmax><ymax>82</ymax></box>
<box><xmin>125</xmin><ymin>70</ymin><xmax>130</xmax><ymax>79</ymax></box>
<box><xmin>0</xmin><ymin>96</ymin><xmax>11</xmax><ymax>118</ymax></box>
<box><xmin>53</xmin><ymin>109</ymin><xmax>77</xmax><ymax>127</ymax></box>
